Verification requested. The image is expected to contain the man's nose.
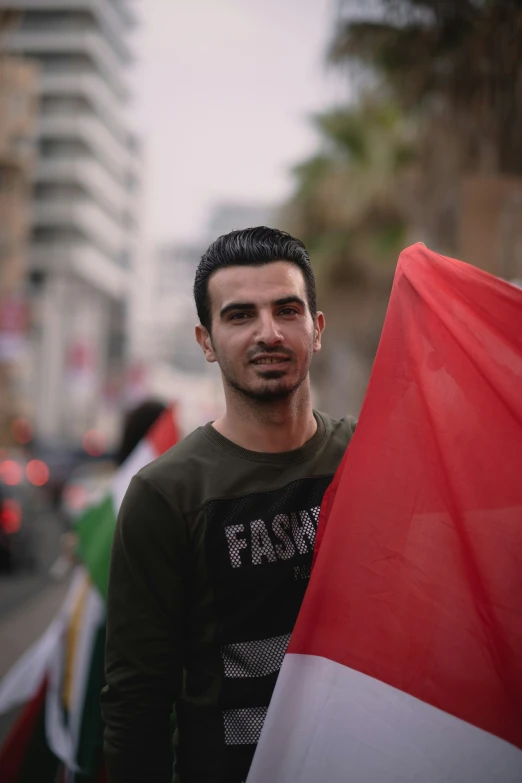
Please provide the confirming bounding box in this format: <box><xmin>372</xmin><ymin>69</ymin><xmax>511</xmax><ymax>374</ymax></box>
<box><xmin>255</xmin><ymin>312</ymin><xmax>283</xmax><ymax>345</ymax></box>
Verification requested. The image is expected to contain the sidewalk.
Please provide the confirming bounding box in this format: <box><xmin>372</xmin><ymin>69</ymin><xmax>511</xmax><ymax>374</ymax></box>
<box><xmin>0</xmin><ymin>576</ymin><xmax>71</xmax><ymax>679</ymax></box>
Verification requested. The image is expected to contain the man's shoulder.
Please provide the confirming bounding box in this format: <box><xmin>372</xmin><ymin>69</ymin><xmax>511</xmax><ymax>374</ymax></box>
<box><xmin>301</xmin><ymin>410</ymin><xmax>357</xmax><ymax>478</ymax></box>
<box><xmin>316</xmin><ymin>410</ymin><xmax>357</xmax><ymax>444</ymax></box>
<box><xmin>136</xmin><ymin>425</ymin><xmax>212</xmax><ymax>491</ymax></box>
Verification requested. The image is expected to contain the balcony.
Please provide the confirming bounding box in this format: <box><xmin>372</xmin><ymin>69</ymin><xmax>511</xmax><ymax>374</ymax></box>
<box><xmin>37</xmin><ymin>114</ymin><xmax>138</xmax><ymax>185</ymax></box>
<box><xmin>105</xmin><ymin>0</ymin><xmax>138</xmax><ymax>29</ymax></box>
<box><xmin>0</xmin><ymin>0</ymin><xmax>138</xmax><ymax>32</ymax></box>
<box><xmin>39</xmin><ymin>71</ymin><xmax>130</xmax><ymax>148</ymax></box>
<box><xmin>30</xmin><ymin>242</ymin><xmax>128</xmax><ymax>300</ymax></box>
<box><xmin>34</xmin><ymin>157</ymin><xmax>128</xmax><ymax>220</ymax></box>
<box><xmin>7</xmin><ymin>30</ymin><xmax>129</xmax><ymax>101</ymax></box>
<box><xmin>31</xmin><ymin>198</ymin><xmax>127</xmax><ymax>261</ymax></box>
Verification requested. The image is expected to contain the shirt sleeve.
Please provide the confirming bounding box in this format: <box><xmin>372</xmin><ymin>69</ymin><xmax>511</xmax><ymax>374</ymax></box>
<box><xmin>102</xmin><ymin>473</ymin><xmax>188</xmax><ymax>783</ymax></box>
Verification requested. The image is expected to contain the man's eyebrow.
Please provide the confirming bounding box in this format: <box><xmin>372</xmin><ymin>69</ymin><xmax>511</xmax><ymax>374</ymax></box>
<box><xmin>273</xmin><ymin>296</ymin><xmax>306</xmax><ymax>309</ymax></box>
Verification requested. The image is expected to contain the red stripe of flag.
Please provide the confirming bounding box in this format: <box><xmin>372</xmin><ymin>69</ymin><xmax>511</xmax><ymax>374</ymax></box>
<box><xmin>0</xmin><ymin>677</ymin><xmax>47</xmax><ymax>780</ymax></box>
<box><xmin>147</xmin><ymin>405</ymin><xmax>180</xmax><ymax>456</ymax></box>
<box><xmin>291</xmin><ymin>244</ymin><xmax>522</xmax><ymax>749</ymax></box>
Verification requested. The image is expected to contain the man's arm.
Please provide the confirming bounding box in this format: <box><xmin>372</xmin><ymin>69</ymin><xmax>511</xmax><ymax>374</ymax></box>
<box><xmin>102</xmin><ymin>474</ymin><xmax>187</xmax><ymax>783</ymax></box>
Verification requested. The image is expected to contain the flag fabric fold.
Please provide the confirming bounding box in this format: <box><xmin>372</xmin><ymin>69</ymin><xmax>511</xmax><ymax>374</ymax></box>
<box><xmin>247</xmin><ymin>244</ymin><xmax>522</xmax><ymax>783</ymax></box>
<box><xmin>0</xmin><ymin>407</ymin><xmax>179</xmax><ymax>781</ymax></box>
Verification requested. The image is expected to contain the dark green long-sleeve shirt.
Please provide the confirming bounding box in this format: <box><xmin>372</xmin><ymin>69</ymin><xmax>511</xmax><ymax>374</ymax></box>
<box><xmin>102</xmin><ymin>411</ymin><xmax>356</xmax><ymax>783</ymax></box>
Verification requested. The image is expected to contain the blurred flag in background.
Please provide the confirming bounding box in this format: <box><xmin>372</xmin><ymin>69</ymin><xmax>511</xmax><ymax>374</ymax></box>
<box><xmin>0</xmin><ymin>408</ymin><xmax>179</xmax><ymax>782</ymax></box>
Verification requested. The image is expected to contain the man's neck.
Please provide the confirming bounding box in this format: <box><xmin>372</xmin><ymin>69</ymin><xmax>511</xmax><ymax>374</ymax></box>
<box><xmin>212</xmin><ymin>384</ymin><xmax>317</xmax><ymax>453</ymax></box>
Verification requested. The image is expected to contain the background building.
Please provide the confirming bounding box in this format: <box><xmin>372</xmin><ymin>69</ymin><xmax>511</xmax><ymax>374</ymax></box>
<box><xmin>204</xmin><ymin>201</ymin><xmax>277</xmax><ymax>242</ymax></box>
<box><xmin>0</xmin><ymin>0</ymin><xmax>141</xmax><ymax>446</ymax></box>
<box><xmin>0</xmin><ymin>10</ymin><xmax>38</xmax><ymax>444</ymax></box>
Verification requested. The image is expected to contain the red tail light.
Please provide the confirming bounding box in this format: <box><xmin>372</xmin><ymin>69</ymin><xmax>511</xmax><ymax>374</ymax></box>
<box><xmin>0</xmin><ymin>499</ymin><xmax>22</xmax><ymax>534</ymax></box>
<box><xmin>26</xmin><ymin>459</ymin><xmax>49</xmax><ymax>487</ymax></box>
<box><xmin>0</xmin><ymin>460</ymin><xmax>23</xmax><ymax>486</ymax></box>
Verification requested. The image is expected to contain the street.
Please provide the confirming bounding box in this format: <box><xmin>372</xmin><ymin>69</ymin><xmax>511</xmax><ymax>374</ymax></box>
<box><xmin>0</xmin><ymin>506</ymin><xmax>72</xmax><ymax>746</ymax></box>
<box><xmin>0</xmin><ymin>507</ymin><xmax>65</xmax><ymax>620</ymax></box>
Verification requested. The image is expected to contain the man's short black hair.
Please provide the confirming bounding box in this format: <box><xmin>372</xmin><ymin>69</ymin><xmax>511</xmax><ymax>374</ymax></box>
<box><xmin>194</xmin><ymin>226</ymin><xmax>317</xmax><ymax>332</ymax></box>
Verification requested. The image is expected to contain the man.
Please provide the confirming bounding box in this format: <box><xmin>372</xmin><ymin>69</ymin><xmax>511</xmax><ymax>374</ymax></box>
<box><xmin>102</xmin><ymin>227</ymin><xmax>356</xmax><ymax>783</ymax></box>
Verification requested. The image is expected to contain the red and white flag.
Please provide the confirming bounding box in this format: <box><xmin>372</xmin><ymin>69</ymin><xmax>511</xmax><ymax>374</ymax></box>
<box><xmin>248</xmin><ymin>244</ymin><xmax>522</xmax><ymax>782</ymax></box>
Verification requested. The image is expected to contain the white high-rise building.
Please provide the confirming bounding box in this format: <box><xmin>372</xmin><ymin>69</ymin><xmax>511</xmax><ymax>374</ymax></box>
<box><xmin>0</xmin><ymin>0</ymin><xmax>140</xmax><ymax>445</ymax></box>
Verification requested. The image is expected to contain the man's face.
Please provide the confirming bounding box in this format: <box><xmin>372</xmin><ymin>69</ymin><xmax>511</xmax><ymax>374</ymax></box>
<box><xmin>196</xmin><ymin>261</ymin><xmax>324</xmax><ymax>402</ymax></box>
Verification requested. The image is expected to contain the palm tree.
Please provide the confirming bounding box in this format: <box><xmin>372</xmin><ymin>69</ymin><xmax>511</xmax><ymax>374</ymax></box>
<box><xmin>328</xmin><ymin>0</ymin><xmax>522</xmax><ymax>252</ymax></box>
<box><xmin>330</xmin><ymin>0</ymin><xmax>522</xmax><ymax>174</ymax></box>
<box><xmin>283</xmin><ymin>94</ymin><xmax>416</xmax><ymax>290</ymax></box>
<box><xmin>280</xmin><ymin>94</ymin><xmax>417</xmax><ymax>414</ymax></box>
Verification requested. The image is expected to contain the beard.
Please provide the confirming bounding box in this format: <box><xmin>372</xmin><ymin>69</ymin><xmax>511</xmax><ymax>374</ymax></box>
<box><xmin>226</xmin><ymin>368</ymin><xmax>308</xmax><ymax>402</ymax></box>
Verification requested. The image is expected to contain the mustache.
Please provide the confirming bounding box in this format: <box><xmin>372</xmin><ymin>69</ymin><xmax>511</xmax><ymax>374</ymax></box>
<box><xmin>248</xmin><ymin>346</ymin><xmax>294</xmax><ymax>361</ymax></box>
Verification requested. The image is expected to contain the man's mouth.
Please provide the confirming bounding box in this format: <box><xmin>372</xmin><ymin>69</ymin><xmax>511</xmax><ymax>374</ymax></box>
<box><xmin>251</xmin><ymin>356</ymin><xmax>290</xmax><ymax>366</ymax></box>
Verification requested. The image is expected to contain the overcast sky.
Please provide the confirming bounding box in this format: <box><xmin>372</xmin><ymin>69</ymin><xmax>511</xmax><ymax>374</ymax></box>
<box><xmin>129</xmin><ymin>0</ymin><xmax>348</xmax><ymax>244</ymax></box>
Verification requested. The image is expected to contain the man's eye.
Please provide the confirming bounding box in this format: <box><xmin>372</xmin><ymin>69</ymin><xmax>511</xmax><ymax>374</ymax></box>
<box><xmin>279</xmin><ymin>308</ymin><xmax>298</xmax><ymax>316</ymax></box>
<box><xmin>230</xmin><ymin>312</ymin><xmax>250</xmax><ymax>321</ymax></box>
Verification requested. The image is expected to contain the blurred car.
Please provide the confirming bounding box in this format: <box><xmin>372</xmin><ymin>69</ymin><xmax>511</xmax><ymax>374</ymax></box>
<box><xmin>32</xmin><ymin>439</ymin><xmax>116</xmax><ymax>508</ymax></box>
<box><xmin>60</xmin><ymin>459</ymin><xmax>116</xmax><ymax>527</ymax></box>
<box><xmin>0</xmin><ymin>451</ymin><xmax>42</xmax><ymax>572</ymax></box>
<box><xmin>30</xmin><ymin>439</ymin><xmax>79</xmax><ymax>507</ymax></box>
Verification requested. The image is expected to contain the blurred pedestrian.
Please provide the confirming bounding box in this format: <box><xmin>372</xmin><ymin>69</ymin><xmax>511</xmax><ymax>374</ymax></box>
<box><xmin>102</xmin><ymin>227</ymin><xmax>357</xmax><ymax>783</ymax></box>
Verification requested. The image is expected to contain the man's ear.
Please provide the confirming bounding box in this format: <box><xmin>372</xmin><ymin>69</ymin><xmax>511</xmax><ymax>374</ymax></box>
<box><xmin>195</xmin><ymin>324</ymin><xmax>217</xmax><ymax>363</ymax></box>
<box><xmin>313</xmin><ymin>311</ymin><xmax>325</xmax><ymax>353</ymax></box>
